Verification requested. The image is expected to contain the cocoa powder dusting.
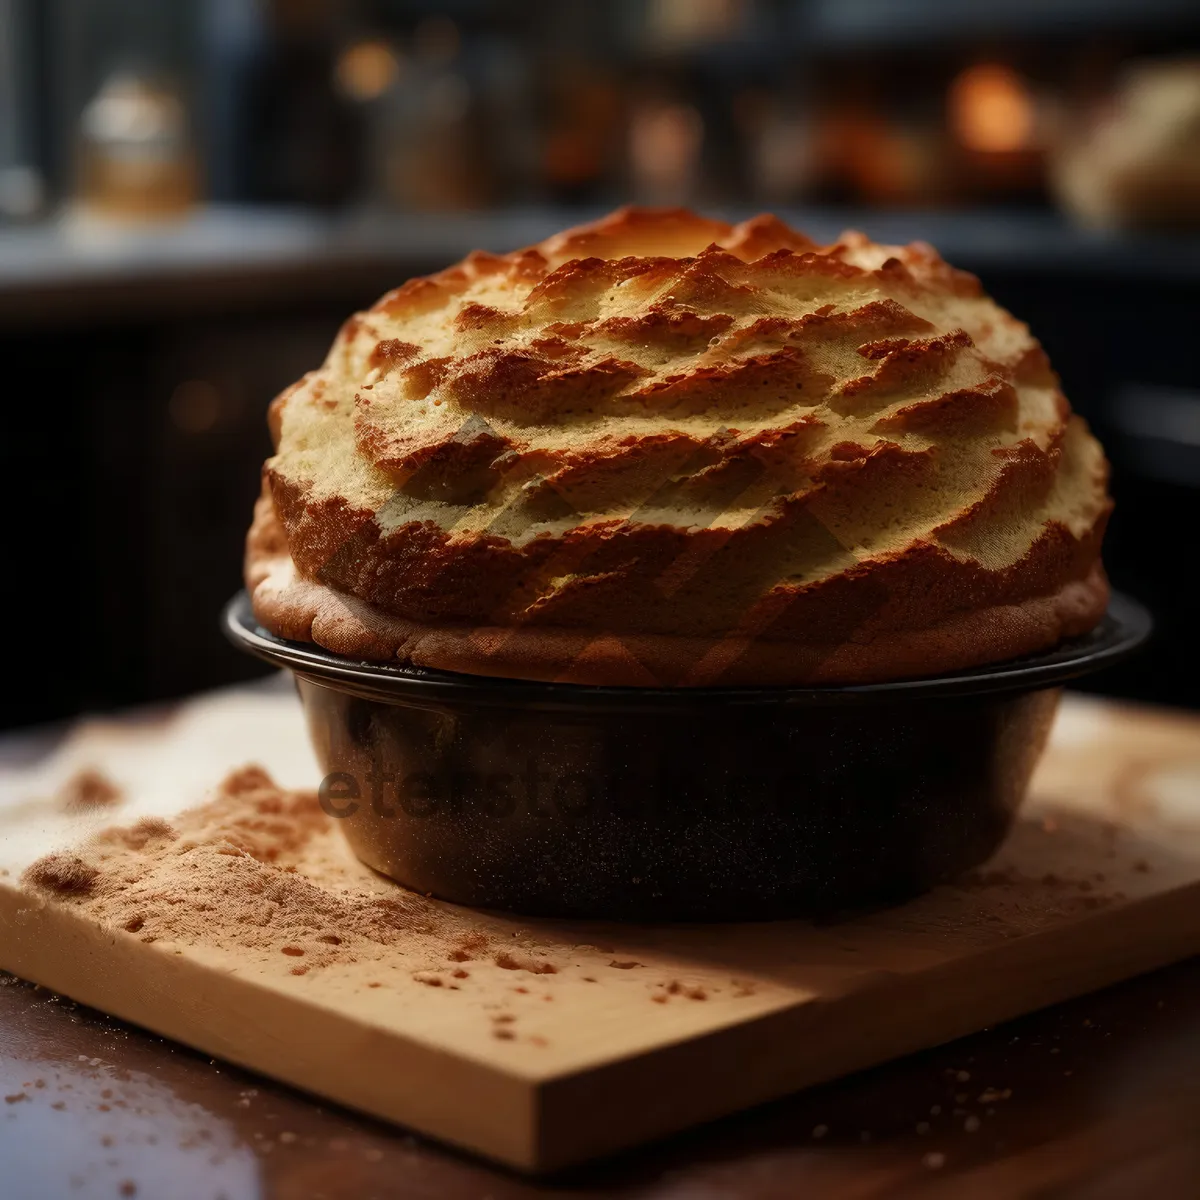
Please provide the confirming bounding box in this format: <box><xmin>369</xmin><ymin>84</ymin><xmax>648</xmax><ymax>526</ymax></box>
<box><xmin>57</xmin><ymin>767</ymin><xmax>123</xmax><ymax>813</ymax></box>
<box><xmin>99</xmin><ymin>817</ymin><xmax>177</xmax><ymax>852</ymax></box>
<box><xmin>20</xmin><ymin>766</ymin><xmax>463</xmax><ymax>971</ymax></box>
<box><xmin>22</xmin><ymin>854</ymin><xmax>101</xmax><ymax>895</ymax></box>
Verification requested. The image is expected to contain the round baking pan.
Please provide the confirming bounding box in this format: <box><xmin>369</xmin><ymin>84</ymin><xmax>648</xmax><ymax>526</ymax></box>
<box><xmin>224</xmin><ymin>591</ymin><xmax>1151</xmax><ymax>920</ymax></box>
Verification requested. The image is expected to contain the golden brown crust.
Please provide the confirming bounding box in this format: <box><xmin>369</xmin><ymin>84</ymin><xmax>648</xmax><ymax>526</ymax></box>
<box><xmin>246</xmin><ymin>206</ymin><xmax>1112</xmax><ymax>687</ymax></box>
<box><xmin>247</xmin><ymin>541</ymin><xmax>1109</xmax><ymax>687</ymax></box>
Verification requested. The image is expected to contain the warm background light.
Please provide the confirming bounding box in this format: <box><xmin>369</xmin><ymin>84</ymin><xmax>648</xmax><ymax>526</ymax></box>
<box><xmin>335</xmin><ymin>39</ymin><xmax>402</xmax><ymax>103</ymax></box>
<box><xmin>949</xmin><ymin>63</ymin><xmax>1035</xmax><ymax>154</ymax></box>
<box><xmin>628</xmin><ymin>101</ymin><xmax>705</xmax><ymax>203</ymax></box>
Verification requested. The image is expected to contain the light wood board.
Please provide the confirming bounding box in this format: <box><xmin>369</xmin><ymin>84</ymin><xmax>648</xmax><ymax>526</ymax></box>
<box><xmin>1</xmin><ymin>680</ymin><xmax>1199</xmax><ymax>1172</ymax></box>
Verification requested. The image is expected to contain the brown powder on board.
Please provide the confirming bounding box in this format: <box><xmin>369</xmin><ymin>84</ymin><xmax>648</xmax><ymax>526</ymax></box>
<box><xmin>21</xmin><ymin>765</ymin><xmax>468</xmax><ymax>970</ymax></box>
<box><xmin>15</xmin><ymin>765</ymin><xmax>769</xmax><ymax>1016</ymax></box>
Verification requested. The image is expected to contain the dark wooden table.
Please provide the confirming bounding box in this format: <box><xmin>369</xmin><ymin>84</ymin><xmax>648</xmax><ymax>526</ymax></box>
<box><xmin>4</xmin><ymin>950</ymin><xmax>1200</xmax><ymax>1199</ymax></box>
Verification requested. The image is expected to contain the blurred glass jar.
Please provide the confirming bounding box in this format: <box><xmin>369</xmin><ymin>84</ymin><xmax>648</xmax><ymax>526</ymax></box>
<box><xmin>375</xmin><ymin>68</ymin><xmax>490</xmax><ymax>211</ymax></box>
<box><xmin>77</xmin><ymin>72</ymin><xmax>199</xmax><ymax>220</ymax></box>
<box><xmin>360</xmin><ymin>17</ymin><xmax>492</xmax><ymax>213</ymax></box>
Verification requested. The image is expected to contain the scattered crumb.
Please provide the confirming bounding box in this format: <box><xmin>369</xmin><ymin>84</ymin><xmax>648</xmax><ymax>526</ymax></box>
<box><xmin>964</xmin><ymin>1116</ymin><xmax>980</xmax><ymax>1132</ymax></box>
<box><xmin>493</xmin><ymin>1028</ymin><xmax>515</xmax><ymax>1041</ymax></box>
<box><xmin>119</xmin><ymin>1183</ymin><xmax>137</xmax><ymax>1197</ymax></box>
<box><xmin>451</xmin><ymin>934</ymin><xmax>489</xmax><ymax>961</ymax></box>
<box><xmin>656</xmin><ymin>980</ymin><xmax>708</xmax><ymax>1002</ymax></box>
<box><xmin>494</xmin><ymin>951</ymin><xmax>556</xmax><ymax>975</ymax></box>
<box><xmin>412</xmin><ymin>972</ymin><xmax>444</xmax><ymax>988</ymax></box>
<box><xmin>923</xmin><ymin>1152</ymin><xmax>946</xmax><ymax>1169</ymax></box>
<box><xmin>281</xmin><ymin>946</ymin><xmax>304</xmax><ymax>957</ymax></box>
<box><xmin>5</xmin><ymin>1093</ymin><xmax>27</xmax><ymax>1104</ymax></box>
<box><xmin>811</xmin><ymin>1124</ymin><xmax>828</xmax><ymax>1139</ymax></box>
<box><xmin>609</xmin><ymin>960</ymin><xmax>641</xmax><ymax>970</ymax></box>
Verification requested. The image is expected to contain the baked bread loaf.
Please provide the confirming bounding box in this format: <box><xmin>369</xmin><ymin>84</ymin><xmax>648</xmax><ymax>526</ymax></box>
<box><xmin>246</xmin><ymin>206</ymin><xmax>1111</xmax><ymax>686</ymax></box>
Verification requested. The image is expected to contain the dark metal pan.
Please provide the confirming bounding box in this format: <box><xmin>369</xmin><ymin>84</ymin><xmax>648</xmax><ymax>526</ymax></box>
<box><xmin>224</xmin><ymin>591</ymin><xmax>1151</xmax><ymax>920</ymax></box>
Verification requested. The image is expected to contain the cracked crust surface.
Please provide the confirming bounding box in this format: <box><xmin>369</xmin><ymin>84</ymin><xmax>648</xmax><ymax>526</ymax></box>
<box><xmin>246</xmin><ymin>206</ymin><xmax>1111</xmax><ymax>687</ymax></box>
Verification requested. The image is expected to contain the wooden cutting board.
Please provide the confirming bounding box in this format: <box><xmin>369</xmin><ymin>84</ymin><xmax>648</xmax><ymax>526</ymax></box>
<box><xmin>1</xmin><ymin>680</ymin><xmax>1199</xmax><ymax>1173</ymax></box>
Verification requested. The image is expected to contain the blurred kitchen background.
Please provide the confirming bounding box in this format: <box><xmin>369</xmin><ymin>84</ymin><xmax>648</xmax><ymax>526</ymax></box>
<box><xmin>2</xmin><ymin>0</ymin><xmax>1199</xmax><ymax>729</ymax></box>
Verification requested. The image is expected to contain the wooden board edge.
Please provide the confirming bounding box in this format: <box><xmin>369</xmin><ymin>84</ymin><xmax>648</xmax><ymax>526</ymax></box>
<box><xmin>0</xmin><ymin>885</ymin><xmax>541</xmax><ymax>1172</ymax></box>
<box><xmin>533</xmin><ymin>880</ymin><xmax>1200</xmax><ymax>1171</ymax></box>
<box><xmin>10</xmin><ymin>874</ymin><xmax>1200</xmax><ymax>1174</ymax></box>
